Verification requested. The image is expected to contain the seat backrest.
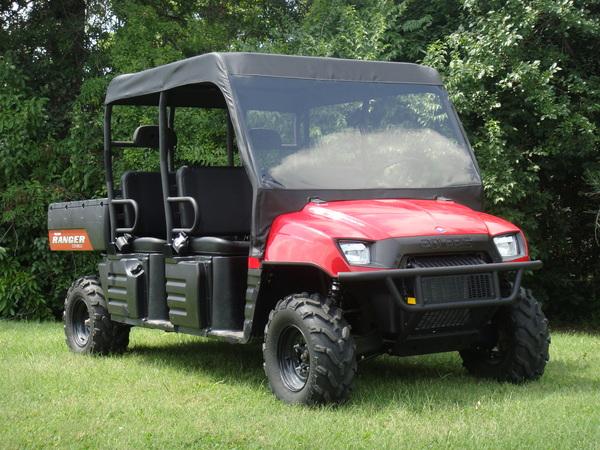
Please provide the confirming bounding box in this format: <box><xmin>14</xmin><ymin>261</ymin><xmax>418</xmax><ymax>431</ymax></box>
<box><xmin>248</xmin><ymin>128</ymin><xmax>282</xmax><ymax>151</ymax></box>
<box><xmin>132</xmin><ymin>125</ymin><xmax>177</xmax><ymax>149</ymax></box>
<box><xmin>248</xmin><ymin>128</ymin><xmax>286</xmax><ymax>169</ymax></box>
<box><xmin>121</xmin><ymin>171</ymin><xmax>174</xmax><ymax>239</ymax></box>
<box><xmin>176</xmin><ymin>166</ymin><xmax>252</xmax><ymax>236</ymax></box>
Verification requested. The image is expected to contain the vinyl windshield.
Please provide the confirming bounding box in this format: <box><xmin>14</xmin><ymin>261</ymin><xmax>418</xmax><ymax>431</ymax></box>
<box><xmin>231</xmin><ymin>75</ymin><xmax>480</xmax><ymax>190</ymax></box>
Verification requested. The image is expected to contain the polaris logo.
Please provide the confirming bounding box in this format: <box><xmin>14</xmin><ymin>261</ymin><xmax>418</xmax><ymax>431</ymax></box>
<box><xmin>419</xmin><ymin>237</ymin><xmax>473</xmax><ymax>249</ymax></box>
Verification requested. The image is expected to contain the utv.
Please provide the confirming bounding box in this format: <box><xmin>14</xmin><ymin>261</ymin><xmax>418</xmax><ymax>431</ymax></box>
<box><xmin>48</xmin><ymin>52</ymin><xmax>549</xmax><ymax>405</ymax></box>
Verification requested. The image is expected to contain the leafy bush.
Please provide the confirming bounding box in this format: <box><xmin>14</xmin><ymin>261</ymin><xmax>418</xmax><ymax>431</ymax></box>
<box><xmin>421</xmin><ymin>0</ymin><xmax>600</xmax><ymax>320</ymax></box>
<box><xmin>0</xmin><ymin>247</ymin><xmax>48</xmax><ymax>319</ymax></box>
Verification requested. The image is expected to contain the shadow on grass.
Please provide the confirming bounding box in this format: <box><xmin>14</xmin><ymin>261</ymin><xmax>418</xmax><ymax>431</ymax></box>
<box><xmin>126</xmin><ymin>338</ymin><xmax>598</xmax><ymax>409</ymax></box>
<box><xmin>128</xmin><ymin>339</ymin><xmax>265</xmax><ymax>384</ymax></box>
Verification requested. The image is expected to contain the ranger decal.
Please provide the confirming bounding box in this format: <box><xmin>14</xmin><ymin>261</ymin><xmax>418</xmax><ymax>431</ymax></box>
<box><xmin>48</xmin><ymin>229</ymin><xmax>93</xmax><ymax>251</ymax></box>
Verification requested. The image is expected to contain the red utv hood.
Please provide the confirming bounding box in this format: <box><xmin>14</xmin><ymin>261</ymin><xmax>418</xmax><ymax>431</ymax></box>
<box><xmin>287</xmin><ymin>199</ymin><xmax>510</xmax><ymax>240</ymax></box>
<box><xmin>264</xmin><ymin>199</ymin><xmax>523</xmax><ymax>275</ymax></box>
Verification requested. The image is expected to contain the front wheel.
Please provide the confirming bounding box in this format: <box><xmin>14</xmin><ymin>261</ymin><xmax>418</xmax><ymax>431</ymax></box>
<box><xmin>263</xmin><ymin>293</ymin><xmax>356</xmax><ymax>405</ymax></box>
<box><xmin>63</xmin><ymin>276</ymin><xmax>130</xmax><ymax>355</ymax></box>
<box><xmin>460</xmin><ymin>287</ymin><xmax>550</xmax><ymax>382</ymax></box>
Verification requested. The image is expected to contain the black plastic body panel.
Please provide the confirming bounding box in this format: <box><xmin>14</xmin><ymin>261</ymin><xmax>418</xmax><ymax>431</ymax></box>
<box><xmin>367</xmin><ymin>234</ymin><xmax>502</xmax><ymax>268</ymax></box>
<box><xmin>243</xmin><ymin>268</ymin><xmax>262</xmax><ymax>339</ymax></box>
<box><xmin>48</xmin><ymin>198</ymin><xmax>109</xmax><ymax>250</ymax></box>
<box><xmin>147</xmin><ymin>254</ymin><xmax>169</xmax><ymax>321</ymax></box>
<box><xmin>99</xmin><ymin>252</ymin><xmax>250</xmax><ymax>335</ymax></box>
<box><xmin>163</xmin><ymin>255</ymin><xmax>248</xmax><ymax>331</ymax></box>
<box><xmin>165</xmin><ymin>256</ymin><xmax>212</xmax><ymax>329</ymax></box>
<box><xmin>99</xmin><ymin>254</ymin><xmax>148</xmax><ymax>319</ymax></box>
<box><xmin>211</xmin><ymin>256</ymin><xmax>247</xmax><ymax>330</ymax></box>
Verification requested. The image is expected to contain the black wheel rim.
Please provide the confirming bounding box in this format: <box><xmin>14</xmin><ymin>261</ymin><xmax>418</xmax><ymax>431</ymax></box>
<box><xmin>71</xmin><ymin>297</ymin><xmax>91</xmax><ymax>347</ymax></box>
<box><xmin>277</xmin><ymin>325</ymin><xmax>310</xmax><ymax>392</ymax></box>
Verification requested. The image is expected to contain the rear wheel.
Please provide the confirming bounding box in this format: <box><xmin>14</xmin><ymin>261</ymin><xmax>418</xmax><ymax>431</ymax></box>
<box><xmin>460</xmin><ymin>288</ymin><xmax>550</xmax><ymax>382</ymax></box>
<box><xmin>63</xmin><ymin>276</ymin><xmax>130</xmax><ymax>355</ymax></box>
<box><xmin>263</xmin><ymin>293</ymin><xmax>356</xmax><ymax>405</ymax></box>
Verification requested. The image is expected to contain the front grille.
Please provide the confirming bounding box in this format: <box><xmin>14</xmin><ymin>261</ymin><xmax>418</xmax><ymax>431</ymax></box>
<box><xmin>415</xmin><ymin>309</ymin><xmax>470</xmax><ymax>331</ymax></box>
<box><xmin>468</xmin><ymin>272</ymin><xmax>494</xmax><ymax>298</ymax></box>
<box><xmin>406</xmin><ymin>253</ymin><xmax>495</xmax><ymax>304</ymax></box>
<box><xmin>406</xmin><ymin>254</ymin><xmax>487</xmax><ymax>268</ymax></box>
<box><xmin>421</xmin><ymin>273</ymin><xmax>495</xmax><ymax>304</ymax></box>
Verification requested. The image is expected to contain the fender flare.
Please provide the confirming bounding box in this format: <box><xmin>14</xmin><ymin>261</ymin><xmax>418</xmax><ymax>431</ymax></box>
<box><xmin>243</xmin><ymin>262</ymin><xmax>333</xmax><ymax>339</ymax></box>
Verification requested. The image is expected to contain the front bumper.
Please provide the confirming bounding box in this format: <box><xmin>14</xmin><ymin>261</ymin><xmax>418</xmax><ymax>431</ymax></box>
<box><xmin>338</xmin><ymin>260</ymin><xmax>542</xmax><ymax>312</ymax></box>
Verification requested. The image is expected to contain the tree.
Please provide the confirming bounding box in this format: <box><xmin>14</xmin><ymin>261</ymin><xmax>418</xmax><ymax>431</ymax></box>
<box><xmin>423</xmin><ymin>0</ymin><xmax>600</xmax><ymax>320</ymax></box>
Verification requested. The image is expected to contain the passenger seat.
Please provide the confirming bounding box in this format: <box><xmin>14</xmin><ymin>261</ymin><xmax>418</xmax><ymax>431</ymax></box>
<box><xmin>176</xmin><ymin>166</ymin><xmax>252</xmax><ymax>255</ymax></box>
<box><xmin>121</xmin><ymin>171</ymin><xmax>175</xmax><ymax>252</ymax></box>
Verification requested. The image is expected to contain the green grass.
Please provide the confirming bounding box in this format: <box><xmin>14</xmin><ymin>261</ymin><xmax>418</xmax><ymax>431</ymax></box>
<box><xmin>1</xmin><ymin>322</ymin><xmax>599</xmax><ymax>449</ymax></box>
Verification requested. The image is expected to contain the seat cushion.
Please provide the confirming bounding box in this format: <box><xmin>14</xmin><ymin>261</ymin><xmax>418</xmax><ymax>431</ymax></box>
<box><xmin>189</xmin><ymin>236</ymin><xmax>249</xmax><ymax>255</ymax></box>
<box><xmin>131</xmin><ymin>237</ymin><xmax>167</xmax><ymax>253</ymax></box>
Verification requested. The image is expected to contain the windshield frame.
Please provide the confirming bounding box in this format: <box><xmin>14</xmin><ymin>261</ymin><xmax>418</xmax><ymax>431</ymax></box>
<box><xmin>230</xmin><ymin>74</ymin><xmax>481</xmax><ymax>191</ymax></box>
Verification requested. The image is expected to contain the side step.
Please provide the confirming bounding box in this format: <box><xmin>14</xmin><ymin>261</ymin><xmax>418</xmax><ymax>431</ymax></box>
<box><xmin>207</xmin><ymin>329</ymin><xmax>244</xmax><ymax>343</ymax></box>
<box><xmin>130</xmin><ymin>320</ymin><xmax>245</xmax><ymax>342</ymax></box>
<box><xmin>142</xmin><ymin>319</ymin><xmax>175</xmax><ymax>332</ymax></box>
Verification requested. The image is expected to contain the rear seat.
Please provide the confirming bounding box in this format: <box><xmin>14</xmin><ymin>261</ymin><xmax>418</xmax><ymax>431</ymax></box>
<box><xmin>176</xmin><ymin>166</ymin><xmax>252</xmax><ymax>255</ymax></box>
<box><xmin>121</xmin><ymin>171</ymin><xmax>175</xmax><ymax>252</ymax></box>
<box><xmin>248</xmin><ymin>128</ymin><xmax>283</xmax><ymax>168</ymax></box>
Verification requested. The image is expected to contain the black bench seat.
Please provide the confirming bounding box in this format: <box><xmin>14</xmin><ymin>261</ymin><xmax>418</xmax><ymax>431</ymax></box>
<box><xmin>176</xmin><ymin>166</ymin><xmax>252</xmax><ymax>256</ymax></box>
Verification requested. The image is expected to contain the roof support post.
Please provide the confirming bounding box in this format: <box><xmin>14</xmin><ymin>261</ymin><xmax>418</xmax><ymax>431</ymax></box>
<box><xmin>168</xmin><ymin>106</ymin><xmax>175</xmax><ymax>171</ymax></box>
<box><xmin>159</xmin><ymin>91</ymin><xmax>173</xmax><ymax>242</ymax></box>
<box><xmin>103</xmin><ymin>105</ymin><xmax>116</xmax><ymax>244</ymax></box>
<box><xmin>227</xmin><ymin>112</ymin><xmax>234</xmax><ymax>166</ymax></box>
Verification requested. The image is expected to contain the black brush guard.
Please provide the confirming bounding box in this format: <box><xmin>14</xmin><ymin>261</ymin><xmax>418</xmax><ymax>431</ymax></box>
<box><xmin>339</xmin><ymin>260</ymin><xmax>542</xmax><ymax>356</ymax></box>
<box><xmin>338</xmin><ymin>260</ymin><xmax>543</xmax><ymax>312</ymax></box>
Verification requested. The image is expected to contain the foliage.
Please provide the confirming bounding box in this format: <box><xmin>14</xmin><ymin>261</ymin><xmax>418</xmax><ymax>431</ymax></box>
<box><xmin>421</xmin><ymin>0</ymin><xmax>600</xmax><ymax>320</ymax></box>
<box><xmin>382</xmin><ymin>0</ymin><xmax>465</xmax><ymax>62</ymax></box>
<box><xmin>0</xmin><ymin>50</ymin><xmax>97</xmax><ymax>320</ymax></box>
<box><xmin>0</xmin><ymin>0</ymin><xmax>599</xmax><ymax>322</ymax></box>
<box><xmin>290</xmin><ymin>0</ymin><xmax>391</xmax><ymax>59</ymax></box>
<box><xmin>0</xmin><ymin>57</ymin><xmax>52</xmax><ymax>319</ymax></box>
<box><xmin>0</xmin><ymin>0</ymin><xmax>91</xmax><ymax>137</ymax></box>
<box><xmin>0</xmin><ymin>247</ymin><xmax>47</xmax><ymax>319</ymax></box>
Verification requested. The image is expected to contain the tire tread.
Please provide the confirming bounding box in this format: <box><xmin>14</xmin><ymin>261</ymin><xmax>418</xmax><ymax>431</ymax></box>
<box><xmin>263</xmin><ymin>293</ymin><xmax>357</xmax><ymax>405</ymax></box>
<box><xmin>460</xmin><ymin>287</ymin><xmax>550</xmax><ymax>382</ymax></box>
<box><xmin>63</xmin><ymin>276</ymin><xmax>130</xmax><ymax>355</ymax></box>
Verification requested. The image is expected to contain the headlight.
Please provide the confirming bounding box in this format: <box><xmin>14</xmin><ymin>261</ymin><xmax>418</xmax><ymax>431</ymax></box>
<box><xmin>493</xmin><ymin>234</ymin><xmax>521</xmax><ymax>259</ymax></box>
<box><xmin>339</xmin><ymin>241</ymin><xmax>371</xmax><ymax>265</ymax></box>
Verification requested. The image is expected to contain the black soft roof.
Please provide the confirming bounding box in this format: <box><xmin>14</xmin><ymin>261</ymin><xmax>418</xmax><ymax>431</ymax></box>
<box><xmin>104</xmin><ymin>52</ymin><xmax>443</xmax><ymax>106</ymax></box>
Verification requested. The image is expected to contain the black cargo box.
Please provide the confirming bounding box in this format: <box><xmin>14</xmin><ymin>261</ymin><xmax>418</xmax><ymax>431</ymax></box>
<box><xmin>48</xmin><ymin>199</ymin><xmax>109</xmax><ymax>251</ymax></box>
